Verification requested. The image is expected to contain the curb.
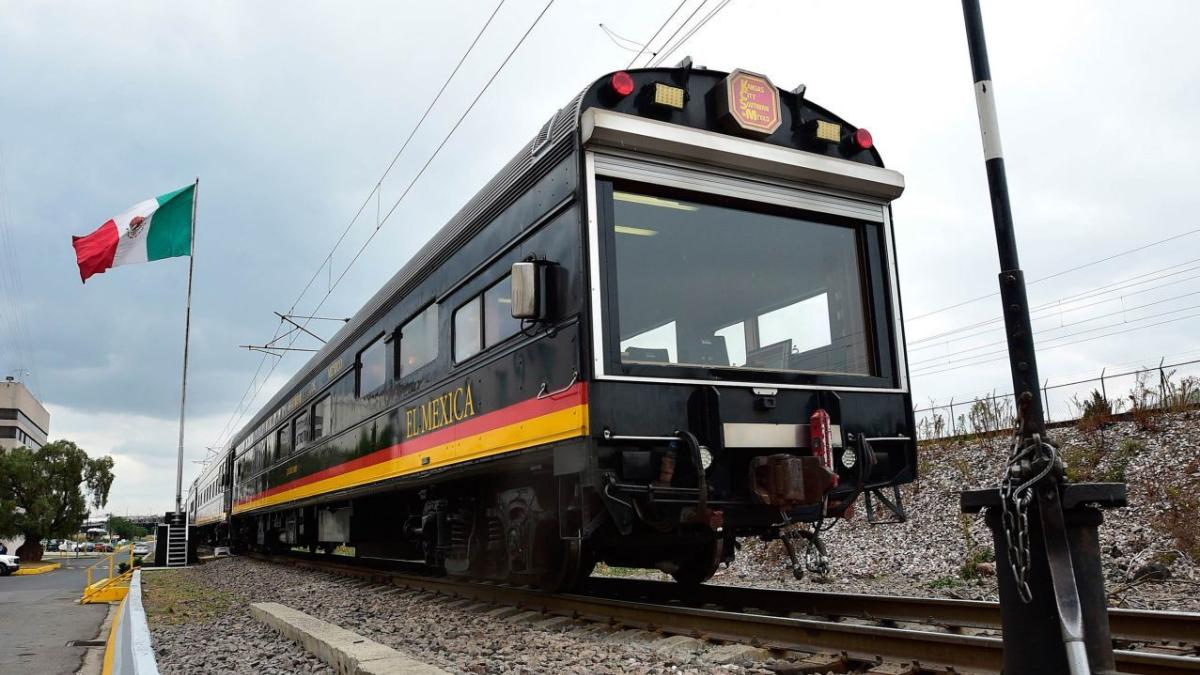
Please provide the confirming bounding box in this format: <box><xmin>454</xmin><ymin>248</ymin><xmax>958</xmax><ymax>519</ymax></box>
<box><xmin>251</xmin><ymin>602</ymin><xmax>448</xmax><ymax>674</ymax></box>
<box><xmin>13</xmin><ymin>562</ymin><xmax>61</xmax><ymax>575</ymax></box>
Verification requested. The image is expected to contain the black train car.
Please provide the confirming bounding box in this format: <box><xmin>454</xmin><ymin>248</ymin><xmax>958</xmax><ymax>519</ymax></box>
<box><xmin>222</xmin><ymin>66</ymin><xmax>913</xmax><ymax>589</ymax></box>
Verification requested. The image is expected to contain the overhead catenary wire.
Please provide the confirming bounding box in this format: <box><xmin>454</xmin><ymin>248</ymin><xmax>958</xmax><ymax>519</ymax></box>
<box><xmin>625</xmin><ymin>0</ymin><xmax>690</xmax><ymax>69</ymax></box>
<box><xmin>908</xmin><ymin>259</ymin><xmax>1200</xmax><ymax>348</ymax></box>
<box><xmin>633</xmin><ymin>0</ymin><xmax>710</xmax><ymax>69</ymax></box>
<box><xmin>911</xmin><ymin>302</ymin><xmax>1200</xmax><ymax>373</ymax></box>
<box><xmin>908</xmin><ymin>290</ymin><xmax>1200</xmax><ymax>368</ymax></box>
<box><xmin>211</xmin><ymin>0</ymin><xmax>512</xmax><ymax>453</ymax></box>
<box><xmin>909</xmin><ymin>310</ymin><xmax>1200</xmax><ymax>378</ymax></box>
<box><xmin>211</xmin><ymin>0</ymin><xmax>557</xmax><ymax>454</ymax></box>
<box><xmin>599</xmin><ymin>23</ymin><xmax>645</xmax><ymax>52</ymax></box>
<box><xmin>648</xmin><ymin>0</ymin><xmax>734</xmax><ymax>68</ymax></box>
<box><xmin>905</xmin><ymin>226</ymin><xmax>1200</xmax><ymax>322</ymax></box>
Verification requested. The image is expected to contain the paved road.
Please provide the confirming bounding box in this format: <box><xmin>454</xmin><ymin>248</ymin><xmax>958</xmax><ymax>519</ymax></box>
<box><xmin>0</xmin><ymin>562</ymin><xmax>110</xmax><ymax>674</ymax></box>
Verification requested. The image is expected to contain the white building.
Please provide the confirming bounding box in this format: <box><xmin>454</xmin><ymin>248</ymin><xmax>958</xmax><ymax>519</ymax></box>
<box><xmin>0</xmin><ymin>376</ymin><xmax>49</xmax><ymax>450</ymax></box>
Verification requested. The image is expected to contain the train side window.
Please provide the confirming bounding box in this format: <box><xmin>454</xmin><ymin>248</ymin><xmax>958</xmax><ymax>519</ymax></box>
<box><xmin>453</xmin><ymin>296</ymin><xmax>482</xmax><ymax>362</ymax></box>
<box><xmin>312</xmin><ymin>395</ymin><xmax>331</xmax><ymax>440</ymax></box>
<box><xmin>294</xmin><ymin>410</ymin><xmax>310</xmax><ymax>449</ymax></box>
<box><xmin>715</xmin><ymin>322</ymin><xmax>748</xmax><ymax>367</ymax></box>
<box><xmin>267</xmin><ymin>430</ymin><xmax>278</xmax><ymax>463</ymax></box>
<box><xmin>277</xmin><ymin>425</ymin><xmax>291</xmax><ymax>459</ymax></box>
<box><xmin>358</xmin><ymin>337</ymin><xmax>386</xmax><ymax>396</ymax></box>
<box><xmin>398</xmin><ymin>304</ymin><xmax>438</xmax><ymax>378</ymax></box>
<box><xmin>484</xmin><ymin>276</ymin><xmax>522</xmax><ymax>348</ymax></box>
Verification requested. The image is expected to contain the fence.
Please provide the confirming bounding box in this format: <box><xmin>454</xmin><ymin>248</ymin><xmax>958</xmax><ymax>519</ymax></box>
<box><xmin>914</xmin><ymin>357</ymin><xmax>1200</xmax><ymax>440</ymax></box>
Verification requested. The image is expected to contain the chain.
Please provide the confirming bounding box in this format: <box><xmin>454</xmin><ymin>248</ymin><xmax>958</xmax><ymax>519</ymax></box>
<box><xmin>999</xmin><ymin>411</ymin><xmax>1059</xmax><ymax>603</ymax></box>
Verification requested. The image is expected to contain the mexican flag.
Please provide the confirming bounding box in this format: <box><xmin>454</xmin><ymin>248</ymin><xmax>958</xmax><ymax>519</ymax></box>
<box><xmin>71</xmin><ymin>183</ymin><xmax>195</xmax><ymax>283</ymax></box>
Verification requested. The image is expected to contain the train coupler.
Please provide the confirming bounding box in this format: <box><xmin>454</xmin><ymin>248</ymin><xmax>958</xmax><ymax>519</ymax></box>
<box><xmin>749</xmin><ymin>453</ymin><xmax>837</xmax><ymax>508</ymax></box>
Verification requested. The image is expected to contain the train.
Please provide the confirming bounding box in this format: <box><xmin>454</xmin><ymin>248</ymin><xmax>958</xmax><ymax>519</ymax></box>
<box><xmin>188</xmin><ymin>64</ymin><xmax>914</xmax><ymax>590</ymax></box>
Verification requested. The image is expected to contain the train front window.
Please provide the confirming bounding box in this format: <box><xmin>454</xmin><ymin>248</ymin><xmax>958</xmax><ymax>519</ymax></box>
<box><xmin>610</xmin><ymin>189</ymin><xmax>873</xmax><ymax>376</ymax></box>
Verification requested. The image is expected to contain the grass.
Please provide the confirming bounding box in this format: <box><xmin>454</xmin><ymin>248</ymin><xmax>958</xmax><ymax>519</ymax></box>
<box><xmin>141</xmin><ymin>569</ymin><xmax>237</xmax><ymax>625</ymax></box>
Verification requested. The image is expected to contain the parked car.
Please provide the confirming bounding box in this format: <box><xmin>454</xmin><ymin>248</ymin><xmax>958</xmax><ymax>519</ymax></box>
<box><xmin>0</xmin><ymin>553</ymin><xmax>18</xmax><ymax>576</ymax></box>
<box><xmin>132</xmin><ymin>543</ymin><xmax>149</xmax><ymax>557</ymax></box>
<box><xmin>84</xmin><ymin>542</ymin><xmax>95</xmax><ymax>553</ymax></box>
<box><xmin>45</xmin><ymin>540</ymin><xmax>60</xmax><ymax>552</ymax></box>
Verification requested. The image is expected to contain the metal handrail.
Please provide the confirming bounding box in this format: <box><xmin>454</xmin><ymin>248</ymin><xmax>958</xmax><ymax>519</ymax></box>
<box><xmin>83</xmin><ymin>543</ymin><xmax>136</xmax><ymax>594</ymax></box>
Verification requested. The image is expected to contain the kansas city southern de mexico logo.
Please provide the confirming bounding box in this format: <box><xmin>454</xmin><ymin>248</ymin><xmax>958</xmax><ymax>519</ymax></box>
<box><xmin>716</xmin><ymin>69</ymin><xmax>782</xmax><ymax>137</ymax></box>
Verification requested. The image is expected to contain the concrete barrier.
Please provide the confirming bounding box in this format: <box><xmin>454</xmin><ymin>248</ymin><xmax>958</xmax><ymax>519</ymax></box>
<box><xmin>251</xmin><ymin>602</ymin><xmax>448</xmax><ymax>675</ymax></box>
<box><xmin>101</xmin><ymin>570</ymin><xmax>159</xmax><ymax>675</ymax></box>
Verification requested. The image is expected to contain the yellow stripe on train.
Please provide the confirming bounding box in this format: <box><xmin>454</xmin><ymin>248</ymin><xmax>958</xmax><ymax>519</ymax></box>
<box><xmin>232</xmin><ymin>404</ymin><xmax>587</xmax><ymax>516</ymax></box>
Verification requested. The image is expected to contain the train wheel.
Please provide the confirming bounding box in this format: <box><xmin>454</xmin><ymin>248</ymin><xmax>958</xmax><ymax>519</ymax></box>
<box><xmin>670</xmin><ymin>538</ymin><xmax>724</xmax><ymax>586</ymax></box>
<box><xmin>533</xmin><ymin>531</ymin><xmax>595</xmax><ymax>592</ymax></box>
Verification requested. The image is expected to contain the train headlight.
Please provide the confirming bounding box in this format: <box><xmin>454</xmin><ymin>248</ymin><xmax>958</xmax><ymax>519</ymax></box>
<box><xmin>698</xmin><ymin>445</ymin><xmax>713</xmax><ymax>470</ymax></box>
<box><xmin>841</xmin><ymin>447</ymin><xmax>857</xmax><ymax>469</ymax></box>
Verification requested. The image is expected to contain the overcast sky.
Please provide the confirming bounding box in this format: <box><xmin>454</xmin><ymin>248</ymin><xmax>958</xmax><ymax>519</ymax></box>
<box><xmin>1</xmin><ymin>0</ymin><xmax>1197</xmax><ymax>515</ymax></box>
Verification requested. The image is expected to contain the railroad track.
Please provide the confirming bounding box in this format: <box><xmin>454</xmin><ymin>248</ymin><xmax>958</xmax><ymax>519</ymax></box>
<box><xmin>248</xmin><ymin>553</ymin><xmax>1200</xmax><ymax>674</ymax></box>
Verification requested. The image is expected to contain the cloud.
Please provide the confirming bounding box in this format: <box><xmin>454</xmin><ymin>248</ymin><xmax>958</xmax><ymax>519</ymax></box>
<box><xmin>3</xmin><ymin>0</ymin><xmax>1199</xmax><ymax>514</ymax></box>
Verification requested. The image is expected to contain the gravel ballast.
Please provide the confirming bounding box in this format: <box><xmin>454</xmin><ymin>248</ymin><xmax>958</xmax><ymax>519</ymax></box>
<box><xmin>144</xmin><ymin>558</ymin><xmax>788</xmax><ymax>674</ymax></box>
<box><xmin>700</xmin><ymin>409</ymin><xmax>1200</xmax><ymax>611</ymax></box>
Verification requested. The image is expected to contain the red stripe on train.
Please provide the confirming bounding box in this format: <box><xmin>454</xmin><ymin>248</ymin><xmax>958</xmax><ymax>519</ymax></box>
<box><xmin>236</xmin><ymin>381</ymin><xmax>587</xmax><ymax>507</ymax></box>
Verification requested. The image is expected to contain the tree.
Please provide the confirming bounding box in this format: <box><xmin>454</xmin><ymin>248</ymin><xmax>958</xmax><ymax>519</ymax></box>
<box><xmin>0</xmin><ymin>440</ymin><xmax>114</xmax><ymax>562</ymax></box>
<box><xmin>107</xmin><ymin>516</ymin><xmax>147</xmax><ymax>541</ymax></box>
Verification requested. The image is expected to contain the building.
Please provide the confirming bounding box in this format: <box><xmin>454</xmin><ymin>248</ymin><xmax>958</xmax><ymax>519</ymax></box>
<box><xmin>0</xmin><ymin>376</ymin><xmax>49</xmax><ymax>450</ymax></box>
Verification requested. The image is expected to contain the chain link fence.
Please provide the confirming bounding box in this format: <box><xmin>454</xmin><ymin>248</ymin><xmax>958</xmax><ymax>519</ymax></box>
<box><xmin>914</xmin><ymin>358</ymin><xmax>1200</xmax><ymax>440</ymax></box>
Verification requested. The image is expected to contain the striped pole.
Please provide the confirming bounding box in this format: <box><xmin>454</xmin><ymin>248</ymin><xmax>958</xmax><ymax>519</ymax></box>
<box><xmin>961</xmin><ymin>0</ymin><xmax>1045</xmax><ymax>436</ymax></box>
<box><xmin>960</xmin><ymin>4</ymin><xmax>1117</xmax><ymax>675</ymax></box>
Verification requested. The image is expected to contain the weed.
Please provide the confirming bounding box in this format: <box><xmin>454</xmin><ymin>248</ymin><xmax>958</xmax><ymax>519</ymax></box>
<box><xmin>1127</xmin><ymin>372</ymin><xmax>1161</xmax><ymax>432</ymax></box>
<box><xmin>1146</xmin><ymin>459</ymin><xmax>1200</xmax><ymax>562</ymax></box>
<box><xmin>960</xmin><ymin>546</ymin><xmax>996</xmax><ymax>580</ymax></box>
<box><xmin>928</xmin><ymin>575</ymin><xmax>963</xmax><ymax>590</ymax></box>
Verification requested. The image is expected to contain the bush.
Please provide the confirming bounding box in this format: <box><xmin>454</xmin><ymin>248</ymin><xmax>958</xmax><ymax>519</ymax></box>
<box><xmin>1147</xmin><ymin>461</ymin><xmax>1200</xmax><ymax>562</ymax></box>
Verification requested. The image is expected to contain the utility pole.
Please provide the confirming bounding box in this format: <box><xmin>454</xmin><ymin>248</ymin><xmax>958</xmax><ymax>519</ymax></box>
<box><xmin>956</xmin><ymin>2</ymin><xmax>1125</xmax><ymax>674</ymax></box>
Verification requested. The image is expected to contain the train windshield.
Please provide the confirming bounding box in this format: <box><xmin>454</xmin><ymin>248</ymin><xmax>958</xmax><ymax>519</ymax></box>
<box><xmin>610</xmin><ymin>189</ymin><xmax>873</xmax><ymax>376</ymax></box>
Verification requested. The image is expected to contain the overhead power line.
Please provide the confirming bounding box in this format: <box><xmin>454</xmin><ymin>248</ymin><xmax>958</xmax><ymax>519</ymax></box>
<box><xmin>648</xmin><ymin>0</ymin><xmax>733</xmax><ymax>68</ymax></box>
<box><xmin>634</xmin><ymin>0</ymin><xmax>710</xmax><ymax>69</ymax></box>
<box><xmin>905</xmin><ymin>226</ymin><xmax>1200</xmax><ymax>322</ymax></box>
<box><xmin>211</xmin><ymin>0</ymin><xmax>557</xmax><ymax>452</ymax></box>
<box><xmin>211</xmin><ymin>0</ymin><xmax>511</xmax><ymax>451</ymax></box>
<box><xmin>625</xmin><ymin>0</ymin><xmax>689</xmax><ymax>69</ymax></box>
<box><xmin>599</xmin><ymin>23</ymin><xmax>645</xmax><ymax>52</ymax></box>
<box><xmin>909</xmin><ymin>290</ymin><xmax>1200</xmax><ymax>368</ymax></box>
<box><xmin>910</xmin><ymin>310</ymin><xmax>1200</xmax><ymax>378</ymax></box>
<box><xmin>908</xmin><ymin>258</ymin><xmax>1200</xmax><ymax>348</ymax></box>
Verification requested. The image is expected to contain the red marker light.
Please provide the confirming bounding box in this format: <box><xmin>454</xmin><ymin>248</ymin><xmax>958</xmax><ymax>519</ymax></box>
<box><xmin>852</xmin><ymin>128</ymin><xmax>873</xmax><ymax>150</ymax></box>
<box><xmin>810</xmin><ymin>409</ymin><xmax>837</xmax><ymax>487</ymax></box>
<box><xmin>610</xmin><ymin>71</ymin><xmax>635</xmax><ymax>97</ymax></box>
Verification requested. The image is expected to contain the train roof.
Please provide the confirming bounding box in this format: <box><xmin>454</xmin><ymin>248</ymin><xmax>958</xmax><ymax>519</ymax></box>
<box><xmin>229</xmin><ymin>66</ymin><xmax>887</xmax><ymax>451</ymax></box>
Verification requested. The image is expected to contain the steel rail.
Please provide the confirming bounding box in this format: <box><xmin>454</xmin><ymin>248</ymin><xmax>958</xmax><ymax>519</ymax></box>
<box><xmin>257</xmin><ymin>555</ymin><xmax>1200</xmax><ymax>675</ymax></box>
<box><xmin>581</xmin><ymin>577</ymin><xmax>1200</xmax><ymax>645</ymax></box>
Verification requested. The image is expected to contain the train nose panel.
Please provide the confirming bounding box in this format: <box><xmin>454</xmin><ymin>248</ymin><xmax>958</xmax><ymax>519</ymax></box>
<box><xmin>748</xmin><ymin>454</ymin><xmax>836</xmax><ymax>508</ymax></box>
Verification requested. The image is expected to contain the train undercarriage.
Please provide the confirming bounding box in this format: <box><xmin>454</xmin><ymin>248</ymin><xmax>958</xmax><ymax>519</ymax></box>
<box><xmin>229</xmin><ymin>422</ymin><xmax>890</xmax><ymax>592</ymax></box>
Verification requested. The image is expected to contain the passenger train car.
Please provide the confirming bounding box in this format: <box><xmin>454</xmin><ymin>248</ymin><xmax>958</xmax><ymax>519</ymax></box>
<box><xmin>188</xmin><ymin>65</ymin><xmax>914</xmax><ymax>589</ymax></box>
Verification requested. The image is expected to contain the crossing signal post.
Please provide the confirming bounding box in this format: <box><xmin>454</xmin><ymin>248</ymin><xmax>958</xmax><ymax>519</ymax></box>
<box><xmin>956</xmin><ymin>2</ymin><xmax>1126</xmax><ymax>673</ymax></box>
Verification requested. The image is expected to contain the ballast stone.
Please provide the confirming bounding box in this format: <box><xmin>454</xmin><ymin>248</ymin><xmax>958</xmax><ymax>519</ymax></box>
<box><xmin>250</xmin><ymin>601</ymin><xmax>448</xmax><ymax>675</ymax></box>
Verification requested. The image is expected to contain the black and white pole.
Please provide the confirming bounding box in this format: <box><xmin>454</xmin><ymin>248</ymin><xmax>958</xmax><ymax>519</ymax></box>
<box><xmin>958</xmin><ymin>3</ymin><xmax>1122</xmax><ymax>674</ymax></box>
<box><xmin>173</xmin><ymin>177</ymin><xmax>199</xmax><ymax>515</ymax></box>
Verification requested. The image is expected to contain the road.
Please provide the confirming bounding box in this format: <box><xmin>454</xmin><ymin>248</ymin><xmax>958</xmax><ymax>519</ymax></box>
<box><xmin>0</xmin><ymin>560</ymin><xmax>111</xmax><ymax>674</ymax></box>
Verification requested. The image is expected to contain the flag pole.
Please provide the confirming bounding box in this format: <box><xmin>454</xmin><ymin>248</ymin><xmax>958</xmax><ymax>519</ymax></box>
<box><xmin>174</xmin><ymin>177</ymin><xmax>198</xmax><ymax>515</ymax></box>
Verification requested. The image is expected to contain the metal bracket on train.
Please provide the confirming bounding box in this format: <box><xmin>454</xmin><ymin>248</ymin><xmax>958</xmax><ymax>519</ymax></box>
<box><xmin>827</xmin><ymin>433</ymin><xmax>911</xmax><ymax>522</ymax></box>
<box><xmin>600</xmin><ymin>430</ymin><xmax>720</xmax><ymax>532</ymax></box>
<box><xmin>865</xmin><ymin>485</ymin><xmax>907</xmax><ymax>525</ymax></box>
